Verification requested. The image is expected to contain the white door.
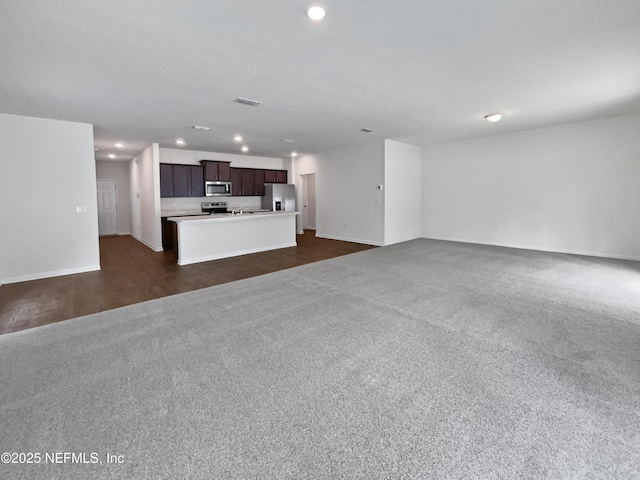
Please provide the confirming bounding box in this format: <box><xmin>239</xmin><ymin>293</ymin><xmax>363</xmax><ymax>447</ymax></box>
<box><xmin>97</xmin><ymin>180</ymin><xmax>118</xmax><ymax>236</ymax></box>
<box><xmin>300</xmin><ymin>173</ymin><xmax>316</xmax><ymax>230</ymax></box>
<box><xmin>307</xmin><ymin>173</ymin><xmax>316</xmax><ymax>230</ymax></box>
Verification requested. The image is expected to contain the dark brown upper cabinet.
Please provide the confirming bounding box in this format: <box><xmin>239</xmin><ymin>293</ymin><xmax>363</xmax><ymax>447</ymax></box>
<box><xmin>160</xmin><ymin>163</ymin><xmax>174</xmax><ymax>197</ymax></box>
<box><xmin>241</xmin><ymin>168</ymin><xmax>255</xmax><ymax>196</ymax></box>
<box><xmin>160</xmin><ymin>163</ymin><xmax>205</xmax><ymax>198</ymax></box>
<box><xmin>254</xmin><ymin>169</ymin><xmax>265</xmax><ymax>196</ymax></box>
<box><xmin>191</xmin><ymin>165</ymin><xmax>204</xmax><ymax>197</ymax></box>
<box><xmin>275</xmin><ymin>170</ymin><xmax>287</xmax><ymax>183</ymax></box>
<box><xmin>201</xmin><ymin>160</ymin><xmax>231</xmax><ymax>182</ymax></box>
<box><xmin>263</xmin><ymin>169</ymin><xmax>277</xmax><ymax>183</ymax></box>
<box><xmin>263</xmin><ymin>169</ymin><xmax>288</xmax><ymax>184</ymax></box>
<box><xmin>230</xmin><ymin>167</ymin><xmax>258</xmax><ymax>196</ymax></box>
<box><xmin>230</xmin><ymin>168</ymin><xmax>242</xmax><ymax>196</ymax></box>
<box><xmin>172</xmin><ymin>165</ymin><xmax>191</xmax><ymax>197</ymax></box>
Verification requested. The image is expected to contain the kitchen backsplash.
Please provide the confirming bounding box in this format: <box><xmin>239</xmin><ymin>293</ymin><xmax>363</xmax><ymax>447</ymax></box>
<box><xmin>161</xmin><ymin>196</ymin><xmax>262</xmax><ymax>214</ymax></box>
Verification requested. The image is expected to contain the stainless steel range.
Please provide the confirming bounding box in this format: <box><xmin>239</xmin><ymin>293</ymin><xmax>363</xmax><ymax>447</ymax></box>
<box><xmin>201</xmin><ymin>201</ymin><xmax>228</xmax><ymax>214</ymax></box>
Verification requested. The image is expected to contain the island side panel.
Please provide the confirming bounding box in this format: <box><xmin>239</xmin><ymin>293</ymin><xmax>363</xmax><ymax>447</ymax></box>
<box><xmin>176</xmin><ymin>214</ymin><xmax>297</xmax><ymax>265</ymax></box>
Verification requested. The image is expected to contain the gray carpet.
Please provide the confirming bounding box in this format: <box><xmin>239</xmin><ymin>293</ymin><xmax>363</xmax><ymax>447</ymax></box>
<box><xmin>1</xmin><ymin>239</ymin><xmax>639</xmax><ymax>479</ymax></box>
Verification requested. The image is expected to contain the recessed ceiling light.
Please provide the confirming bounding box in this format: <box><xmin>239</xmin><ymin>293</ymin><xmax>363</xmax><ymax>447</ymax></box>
<box><xmin>234</xmin><ymin>135</ymin><xmax>242</xmax><ymax>142</ymax></box>
<box><xmin>176</xmin><ymin>138</ymin><xmax>186</xmax><ymax>145</ymax></box>
<box><xmin>281</xmin><ymin>139</ymin><xmax>294</xmax><ymax>143</ymax></box>
<box><xmin>108</xmin><ymin>154</ymin><xmax>116</xmax><ymax>159</ymax></box>
<box><xmin>234</xmin><ymin>97</ymin><xmax>261</xmax><ymax>107</ymax></box>
<box><xmin>484</xmin><ymin>113</ymin><xmax>503</xmax><ymax>123</ymax></box>
<box><xmin>115</xmin><ymin>142</ymin><xmax>124</xmax><ymax>148</ymax></box>
<box><xmin>291</xmin><ymin>152</ymin><xmax>297</xmax><ymax>157</ymax></box>
<box><xmin>241</xmin><ymin>145</ymin><xmax>249</xmax><ymax>152</ymax></box>
<box><xmin>307</xmin><ymin>5</ymin><xmax>326</xmax><ymax>20</ymax></box>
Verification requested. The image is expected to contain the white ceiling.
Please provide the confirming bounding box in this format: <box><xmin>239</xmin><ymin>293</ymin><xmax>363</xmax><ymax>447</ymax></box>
<box><xmin>1</xmin><ymin>1</ymin><xmax>639</xmax><ymax>162</ymax></box>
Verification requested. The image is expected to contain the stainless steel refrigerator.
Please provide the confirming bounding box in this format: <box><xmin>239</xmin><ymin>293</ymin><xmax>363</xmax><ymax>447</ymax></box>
<box><xmin>262</xmin><ymin>184</ymin><xmax>296</xmax><ymax>212</ymax></box>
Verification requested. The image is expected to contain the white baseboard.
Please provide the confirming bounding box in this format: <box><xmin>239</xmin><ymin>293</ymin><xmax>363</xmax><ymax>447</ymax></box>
<box><xmin>131</xmin><ymin>234</ymin><xmax>164</xmax><ymax>252</ymax></box>
<box><xmin>421</xmin><ymin>236</ymin><xmax>640</xmax><ymax>262</ymax></box>
<box><xmin>315</xmin><ymin>233</ymin><xmax>384</xmax><ymax>247</ymax></box>
<box><xmin>118</xmin><ymin>231</ymin><xmax>131</xmax><ymax>236</ymax></box>
<box><xmin>178</xmin><ymin>242</ymin><xmax>297</xmax><ymax>266</ymax></box>
<box><xmin>1</xmin><ymin>264</ymin><xmax>101</xmax><ymax>285</ymax></box>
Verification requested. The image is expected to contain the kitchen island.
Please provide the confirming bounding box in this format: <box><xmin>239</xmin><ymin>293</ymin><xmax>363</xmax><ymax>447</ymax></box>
<box><xmin>167</xmin><ymin>211</ymin><xmax>299</xmax><ymax>265</ymax></box>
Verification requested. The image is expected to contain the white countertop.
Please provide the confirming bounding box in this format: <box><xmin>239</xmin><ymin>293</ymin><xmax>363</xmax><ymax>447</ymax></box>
<box><xmin>161</xmin><ymin>208</ymin><xmax>272</xmax><ymax>217</ymax></box>
<box><xmin>161</xmin><ymin>211</ymin><xmax>208</xmax><ymax>217</ymax></box>
<box><xmin>168</xmin><ymin>211</ymin><xmax>299</xmax><ymax>223</ymax></box>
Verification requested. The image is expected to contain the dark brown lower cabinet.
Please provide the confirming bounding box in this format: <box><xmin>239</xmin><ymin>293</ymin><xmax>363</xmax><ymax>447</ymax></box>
<box><xmin>161</xmin><ymin>217</ymin><xmax>173</xmax><ymax>250</ymax></box>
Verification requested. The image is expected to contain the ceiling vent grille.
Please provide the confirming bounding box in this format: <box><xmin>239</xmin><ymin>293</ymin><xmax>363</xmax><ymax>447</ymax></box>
<box><xmin>360</xmin><ymin>128</ymin><xmax>375</xmax><ymax>133</ymax></box>
<box><xmin>234</xmin><ymin>97</ymin><xmax>261</xmax><ymax>107</ymax></box>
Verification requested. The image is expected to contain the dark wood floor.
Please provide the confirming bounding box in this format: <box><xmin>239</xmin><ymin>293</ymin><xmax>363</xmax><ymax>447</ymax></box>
<box><xmin>0</xmin><ymin>231</ymin><xmax>374</xmax><ymax>335</ymax></box>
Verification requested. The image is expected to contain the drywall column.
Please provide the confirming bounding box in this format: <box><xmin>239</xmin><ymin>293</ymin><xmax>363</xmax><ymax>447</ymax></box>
<box><xmin>384</xmin><ymin>140</ymin><xmax>422</xmax><ymax>245</ymax></box>
<box><xmin>130</xmin><ymin>143</ymin><xmax>162</xmax><ymax>251</ymax></box>
<box><xmin>294</xmin><ymin>140</ymin><xmax>385</xmax><ymax>246</ymax></box>
<box><xmin>0</xmin><ymin>113</ymin><xmax>100</xmax><ymax>284</ymax></box>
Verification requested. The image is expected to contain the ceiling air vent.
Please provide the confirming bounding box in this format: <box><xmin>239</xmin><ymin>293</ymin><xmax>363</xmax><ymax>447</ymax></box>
<box><xmin>234</xmin><ymin>97</ymin><xmax>261</xmax><ymax>107</ymax></box>
<box><xmin>360</xmin><ymin>128</ymin><xmax>375</xmax><ymax>133</ymax></box>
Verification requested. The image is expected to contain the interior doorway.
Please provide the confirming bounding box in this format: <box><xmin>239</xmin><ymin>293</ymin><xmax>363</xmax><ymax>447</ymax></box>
<box><xmin>300</xmin><ymin>173</ymin><xmax>316</xmax><ymax>231</ymax></box>
<box><xmin>97</xmin><ymin>179</ymin><xmax>118</xmax><ymax>236</ymax></box>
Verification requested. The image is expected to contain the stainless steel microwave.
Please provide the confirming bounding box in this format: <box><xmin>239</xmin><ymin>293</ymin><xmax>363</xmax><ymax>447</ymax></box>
<box><xmin>205</xmin><ymin>181</ymin><xmax>232</xmax><ymax>196</ymax></box>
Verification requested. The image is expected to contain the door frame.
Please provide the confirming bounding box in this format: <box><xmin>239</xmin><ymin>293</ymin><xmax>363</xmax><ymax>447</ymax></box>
<box><xmin>300</xmin><ymin>173</ymin><xmax>316</xmax><ymax>231</ymax></box>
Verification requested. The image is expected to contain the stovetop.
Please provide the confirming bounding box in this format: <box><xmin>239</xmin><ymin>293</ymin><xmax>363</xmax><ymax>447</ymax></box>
<box><xmin>201</xmin><ymin>201</ymin><xmax>228</xmax><ymax>213</ymax></box>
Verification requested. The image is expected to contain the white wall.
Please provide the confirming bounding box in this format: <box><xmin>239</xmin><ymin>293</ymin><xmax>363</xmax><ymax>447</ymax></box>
<box><xmin>129</xmin><ymin>143</ymin><xmax>162</xmax><ymax>251</ymax></box>
<box><xmin>159</xmin><ymin>147</ymin><xmax>288</xmax><ymax>213</ymax></box>
<box><xmin>294</xmin><ymin>140</ymin><xmax>385</xmax><ymax>245</ymax></box>
<box><xmin>159</xmin><ymin>148</ymin><xmax>285</xmax><ymax>170</ymax></box>
<box><xmin>0</xmin><ymin>113</ymin><xmax>100</xmax><ymax>284</ymax></box>
<box><xmin>422</xmin><ymin>113</ymin><xmax>640</xmax><ymax>260</ymax></box>
<box><xmin>95</xmin><ymin>160</ymin><xmax>131</xmax><ymax>234</ymax></box>
<box><xmin>384</xmin><ymin>140</ymin><xmax>422</xmax><ymax>245</ymax></box>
